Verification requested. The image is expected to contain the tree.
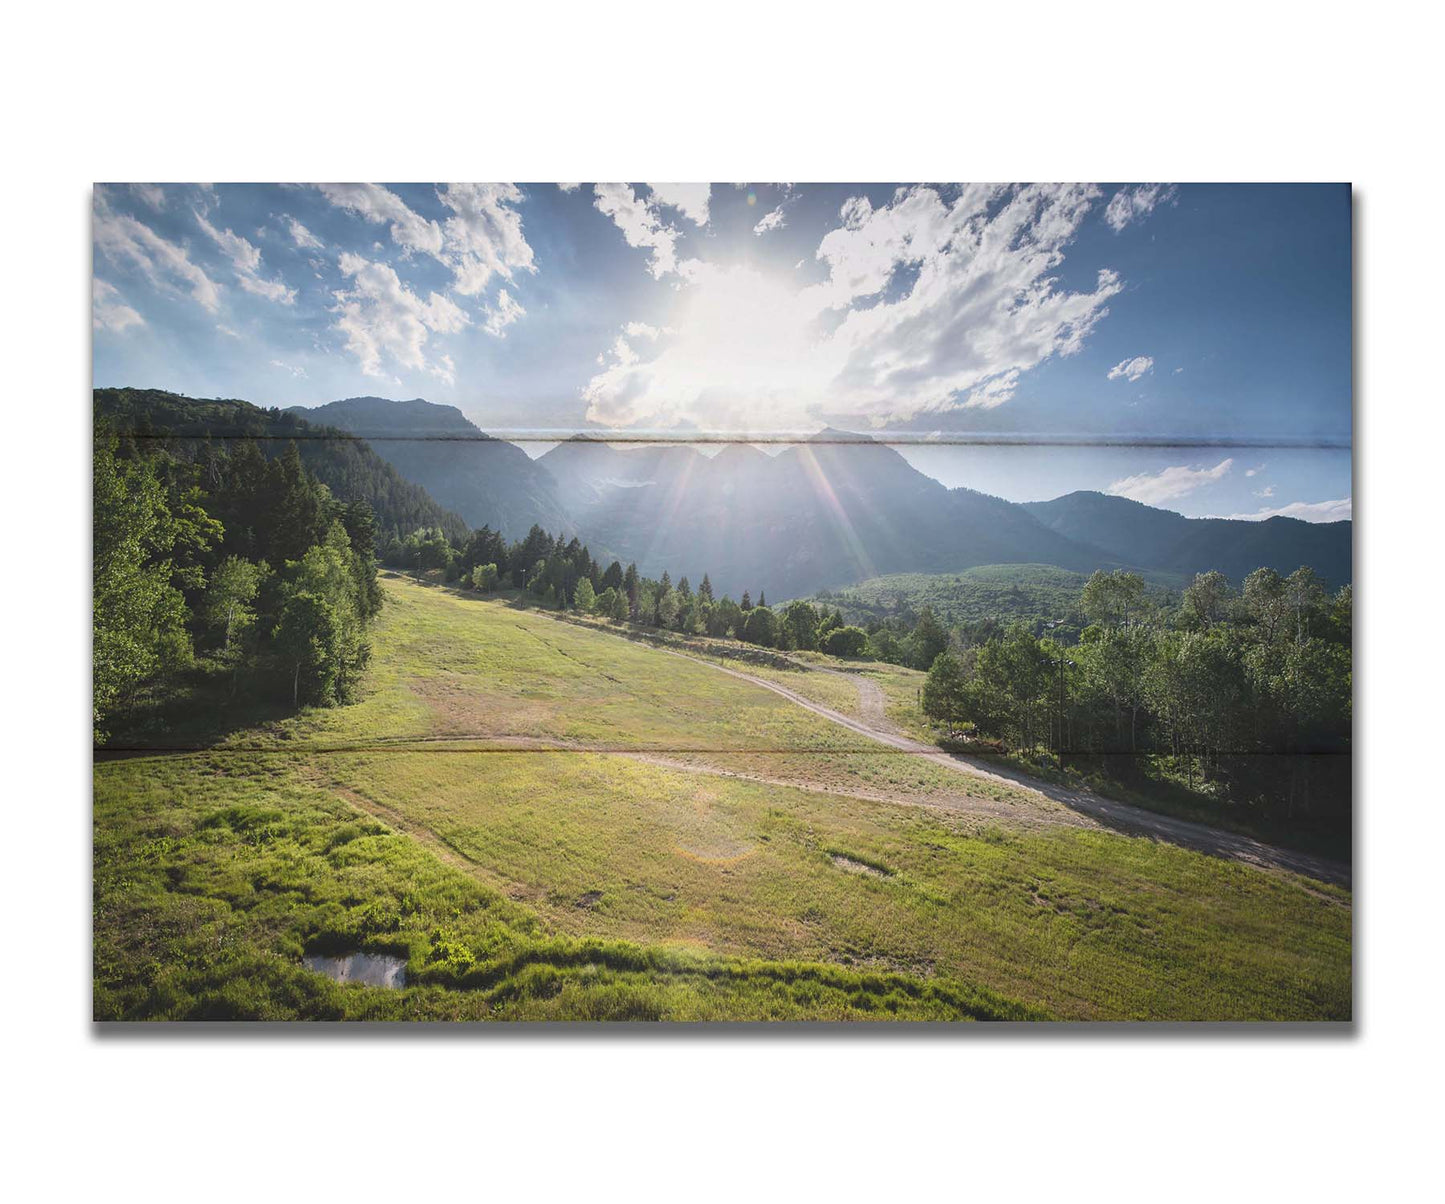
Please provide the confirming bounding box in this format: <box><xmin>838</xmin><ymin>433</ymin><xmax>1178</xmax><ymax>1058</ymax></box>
<box><xmin>470</xmin><ymin>563</ymin><xmax>500</xmax><ymax>592</ymax></box>
<box><xmin>698</xmin><ymin>573</ymin><xmax>714</xmax><ymax>602</ymax></box>
<box><xmin>93</xmin><ymin>440</ymin><xmax>216</xmax><ymax>740</ymax></box>
<box><xmin>741</xmin><ymin>605</ymin><xmax>777</xmax><ymax>646</ymax></box>
<box><xmin>922</xmin><ymin>650</ymin><xmax>970</xmax><ymax>735</ymax></box>
<box><xmin>740</xmin><ymin>591</ymin><xmax>752</xmax><ymax>612</ymax></box>
<box><xmin>204</xmin><ymin>556</ymin><xmax>267</xmax><ymax>653</ymax></box>
<box><xmin>274</xmin><ymin>590</ymin><xmax>343</xmax><ymax>708</ymax></box>
<box><xmin>757</xmin><ymin>590</ymin><xmax>767</xmax><ymax>608</ymax></box>
<box><xmin>823</xmin><ymin>625</ymin><xmax>868</xmax><ymax>657</ymax></box>
<box><xmin>907</xmin><ymin>606</ymin><xmax>948</xmax><ymax>670</ymax></box>
<box><xmin>1181</xmin><ymin>570</ymin><xmax>1232</xmax><ymax>630</ymax></box>
<box><xmin>1082</xmin><ymin>569</ymin><xmax>1149</xmax><ymax>628</ymax></box>
<box><xmin>781</xmin><ymin>600</ymin><xmax>820</xmax><ymax>651</ymax></box>
<box><xmin>574</xmin><ymin>576</ymin><xmax>597</xmax><ymax>614</ymax></box>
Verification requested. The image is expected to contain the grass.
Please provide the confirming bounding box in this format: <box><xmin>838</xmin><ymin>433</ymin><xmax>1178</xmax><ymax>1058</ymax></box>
<box><xmin>94</xmin><ymin>573</ymin><xmax>1352</xmax><ymax>1021</ymax></box>
<box><xmin>94</xmin><ymin>754</ymin><xmax>1036</xmax><ymax>1021</ymax></box>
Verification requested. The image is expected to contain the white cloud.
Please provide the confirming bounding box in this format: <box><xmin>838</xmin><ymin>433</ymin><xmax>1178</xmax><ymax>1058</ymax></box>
<box><xmin>129</xmin><ymin>183</ymin><xmax>166</xmax><ymax>212</ymax></box>
<box><xmin>1104</xmin><ymin>183</ymin><xmax>1178</xmax><ymax>232</ymax></box>
<box><xmin>1107</xmin><ymin>458</ymin><xmax>1234</xmax><ymax>505</ymax></box>
<box><xmin>285</xmin><ymin>216</ymin><xmax>324</xmax><ymax>250</ymax></box>
<box><xmin>194</xmin><ymin>210</ymin><xmax>296</xmax><ymax>304</ymax></box>
<box><xmin>331</xmin><ymin>252</ymin><xmax>469</xmax><ymax>384</ymax></box>
<box><xmin>92</xmin><ymin>279</ymin><xmax>144</xmax><ymax>332</ymax></box>
<box><xmin>593</xmin><ymin>183</ymin><xmax>689</xmax><ymax>280</ymax></box>
<box><xmin>647</xmin><ymin>183</ymin><xmax>711</xmax><ymax>227</ymax></box>
<box><xmin>753</xmin><ymin>206</ymin><xmax>787</xmax><ymax>235</ymax></box>
<box><xmin>216</xmin><ymin>323</ymin><xmax>241</xmax><ymax>338</ymax></box>
<box><xmin>1214</xmin><ymin>497</ymin><xmax>1352</xmax><ymax>523</ymax></box>
<box><xmin>1245</xmin><ymin>463</ymin><xmax>1265</xmax><ymax>477</ymax></box>
<box><xmin>94</xmin><ymin>194</ymin><xmax>221</xmax><ymax>313</ymax></box>
<box><xmin>584</xmin><ymin>183</ymin><xmax>1122</xmax><ymax>429</ymax></box>
<box><xmin>623</xmin><ymin>321</ymin><xmax>664</xmax><ymax>339</ymax></box>
<box><xmin>314</xmin><ymin>182</ymin><xmax>535</xmax><ymax>299</ymax></box>
<box><xmin>556</xmin><ymin>182</ymin><xmax>582</xmax><ymax>193</ymax></box>
<box><xmin>437</xmin><ymin>183</ymin><xmax>536</xmax><ymax>296</ymax></box>
<box><xmin>481</xmin><ymin>288</ymin><xmax>525</xmax><ymax>338</ymax></box>
<box><xmin>1254</xmin><ymin>485</ymin><xmax>1275</xmax><ymax>498</ymax></box>
<box><xmin>315</xmin><ymin>183</ymin><xmax>444</xmax><ymax>257</ymax></box>
<box><xmin>1107</xmin><ymin>355</ymin><xmax>1154</xmax><ymax>382</ymax></box>
<box><xmin>269</xmin><ymin>359</ymin><xmax>307</xmax><ymax>378</ymax></box>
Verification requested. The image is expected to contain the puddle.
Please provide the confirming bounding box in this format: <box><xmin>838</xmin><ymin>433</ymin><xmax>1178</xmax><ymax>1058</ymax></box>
<box><xmin>304</xmin><ymin>951</ymin><xmax>408</xmax><ymax>988</ymax></box>
<box><xmin>830</xmin><ymin>854</ymin><xmax>889</xmax><ymax>878</ymax></box>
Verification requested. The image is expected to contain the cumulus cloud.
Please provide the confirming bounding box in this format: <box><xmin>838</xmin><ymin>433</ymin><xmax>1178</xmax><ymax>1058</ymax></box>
<box><xmin>1104</xmin><ymin>183</ymin><xmax>1178</xmax><ymax>232</ymax></box>
<box><xmin>331</xmin><ymin>252</ymin><xmax>469</xmax><ymax>384</ymax></box>
<box><xmin>285</xmin><ymin>216</ymin><xmax>324</xmax><ymax>250</ymax></box>
<box><xmin>753</xmin><ymin>206</ymin><xmax>787</xmax><ymax>235</ymax></box>
<box><xmin>1107</xmin><ymin>458</ymin><xmax>1234</xmax><ymax>505</ymax></box>
<box><xmin>592</xmin><ymin>183</ymin><xmax>691</xmax><ymax>280</ymax></box>
<box><xmin>1107</xmin><ymin>355</ymin><xmax>1154</xmax><ymax>382</ymax></box>
<box><xmin>194</xmin><ymin>209</ymin><xmax>296</xmax><ymax>304</ymax></box>
<box><xmin>94</xmin><ymin>194</ymin><xmax>221</xmax><ymax>313</ymax></box>
<box><xmin>1214</xmin><ymin>497</ymin><xmax>1352</xmax><ymax>523</ymax></box>
<box><xmin>584</xmin><ymin>183</ymin><xmax>1123</xmax><ymax>429</ymax></box>
<box><xmin>438</xmin><ymin>183</ymin><xmax>536</xmax><ymax>295</ymax></box>
<box><xmin>315</xmin><ymin>183</ymin><xmax>444</xmax><ymax>257</ymax></box>
<box><xmin>556</xmin><ymin>182</ymin><xmax>582</xmax><ymax>193</ymax></box>
<box><xmin>1245</xmin><ymin>464</ymin><xmax>1265</xmax><ymax>477</ymax></box>
<box><xmin>647</xmin><ymin>183</ymin><xmax>711</xmax><ymax>226</ymax></box>
<box><xmin>481</xmin><ymin>288</ymin><xmax>525</xmax><ymax>337</ymax></box>
<box><xmin>92</xmin><ymin>279</ymin><xmax>144</xmax><ymax>332</ymax></box>
<box><xmin>1254</xmin><ymin>485</ymin><xmax>1275</xmax><ymax>498</ymax></box>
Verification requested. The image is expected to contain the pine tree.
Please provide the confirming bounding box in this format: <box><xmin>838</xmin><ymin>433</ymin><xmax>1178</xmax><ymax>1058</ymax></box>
<box><xmin>699</xmin><ymin>573</ymin><xmax>714</xmax><ymax>602</ymax></box>
<box><xmin>741</xmin><ymin>590</ymin><xmax>752</xmax><ymax>611</ymax></box>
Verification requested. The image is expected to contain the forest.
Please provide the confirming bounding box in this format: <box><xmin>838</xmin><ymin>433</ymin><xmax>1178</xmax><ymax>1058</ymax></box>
<box><xmin>94</xmin><ymin>427</ymin><xmax>381</xmax><ymax>742</ymax></box>
<box><xmin>920</xmin><ymin>568</ymin><xmax>1352</xmax><ymax>846</ymax></box>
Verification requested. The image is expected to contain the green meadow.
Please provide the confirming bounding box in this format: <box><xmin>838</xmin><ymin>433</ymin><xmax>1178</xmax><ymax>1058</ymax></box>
<box><xmin>94</xmin><ymin>574</ymin><xmax>1351</xmax><ymax>1021</ymax></box>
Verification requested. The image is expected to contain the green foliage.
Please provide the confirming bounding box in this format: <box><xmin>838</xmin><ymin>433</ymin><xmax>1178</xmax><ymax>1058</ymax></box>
<box><xmin>741</xmin><ymin>605</ymin><xmax>778</xmax><ymax>647</ymax></box>
<box><xmin>93</xmin><ymin>439</ymin><xmax>217</xmax><ymax>741</ymax></box>
<box><xmin>822</xmin><ymin>625</ymin><xmax>868</xmax><ymax>657</ymax></box>
<box><xmin>470</xmin><ymin>563</ymin><xmax>500</xmax><ymax>593</ymax></box>
<box><xmin>203</xmin><ymin>556</ymin><xmax>267</xmax><ymax>653</ymax></box>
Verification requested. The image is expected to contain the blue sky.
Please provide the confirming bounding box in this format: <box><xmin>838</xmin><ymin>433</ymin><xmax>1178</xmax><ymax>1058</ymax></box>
<box><xmin>93</xmin><ymin>182</ymin><xmax>1351</xmax><ymax>521</ymax></box>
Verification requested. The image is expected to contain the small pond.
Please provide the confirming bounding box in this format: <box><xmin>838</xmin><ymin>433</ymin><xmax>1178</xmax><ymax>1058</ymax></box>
<box><xmin>303</xmin><ymin>951</ymin><xmax>408</xmax><ymax>989</ymax></box>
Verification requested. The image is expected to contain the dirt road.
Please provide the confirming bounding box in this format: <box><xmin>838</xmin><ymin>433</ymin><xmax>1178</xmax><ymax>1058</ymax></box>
<box><xmin>664</xmin><ymin>649</ymin><xmax>1351</xmax><ymax>888</ymax></box>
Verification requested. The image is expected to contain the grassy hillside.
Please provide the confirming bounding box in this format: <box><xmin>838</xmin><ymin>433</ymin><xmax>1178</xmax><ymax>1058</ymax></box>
<box><xmin>94</xmin><ymin>574</ymin><xmax>1351</xmax><ymax>1021</ymax></box>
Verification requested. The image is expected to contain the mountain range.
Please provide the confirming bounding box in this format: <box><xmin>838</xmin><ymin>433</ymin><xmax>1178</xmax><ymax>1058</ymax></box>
<box><xmin>103</xmin><ymin>391</ymin><xmax>1351</xmax><ymax>596</ymax></box>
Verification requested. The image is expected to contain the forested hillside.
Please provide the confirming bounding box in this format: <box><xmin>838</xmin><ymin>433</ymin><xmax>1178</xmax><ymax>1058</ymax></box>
<box><xmin>289</xmin><ymin>396</ymin><xmax>574</xmax><ymax>539</ymax></box>
<box><xmin>811</xmin><ymin>564</ymin><xmax>1179</xmax><ymax>643</ymax></box>
<box><xmin>95</xmin><ymin>388</ymin><xmax>469</xmax><ymax>542</ymax></box>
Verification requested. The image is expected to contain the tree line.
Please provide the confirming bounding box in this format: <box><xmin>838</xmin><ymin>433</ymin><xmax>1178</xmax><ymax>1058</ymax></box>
<box><xmin>381</xmin><ymin>523</ymin><xmax>882</xmax><ymax>653</ymax></box>
<box><xmin>94</xmin><ymin>429</ymin><xmax>381</xmax><ymax>742</ymax></box>
<box><xmin>919</xmin><ymin>568</ymin><xmax>1352</xmax><ymax>836</ymax></box>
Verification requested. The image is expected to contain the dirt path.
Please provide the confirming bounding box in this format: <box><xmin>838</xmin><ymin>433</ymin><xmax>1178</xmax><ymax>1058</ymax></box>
<box><xmin>662</xmin><ymin>648</ymin><xmax>1351</xmax><ymax>888</ymax></box>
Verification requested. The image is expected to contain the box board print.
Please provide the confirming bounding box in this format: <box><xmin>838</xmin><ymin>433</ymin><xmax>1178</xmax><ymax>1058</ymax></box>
<box><xmin>92</xmin><ymin>183</ymin><xmax>1351</xmax><ymax>1021</ymax></box>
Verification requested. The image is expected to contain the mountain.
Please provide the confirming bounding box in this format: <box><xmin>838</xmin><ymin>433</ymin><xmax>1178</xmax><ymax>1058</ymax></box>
<box><xmin>289</xmin><ymin>397</ymin><xmax>573</xmax><ymax>539</ymax></box>
<box><xmin>94</xmin><ymin>387</ymin><xmax>469</xmax><ymax>540</ymax></box>
<box><xmin>539</xmin><ymin>430</ymin><xmax>1110</xmax><ymax>597</ymax></box>
<box><xmin>1022</xmin><ymin>491</ymin><xmax>1352</xmax><ymax>587</ymax></box>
